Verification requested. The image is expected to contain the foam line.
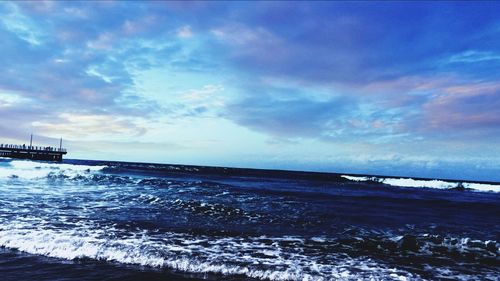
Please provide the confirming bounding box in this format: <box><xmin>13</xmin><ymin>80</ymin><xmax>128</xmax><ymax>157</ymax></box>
<box><xmin>341</xmin><ymin>175</ymin><xmax>500</xmax><ymax>193</ymax></box>
<box><xmin>0</xmin><ymin>222</ymin><xmax>418</xmax><ymax>281</ymax></box>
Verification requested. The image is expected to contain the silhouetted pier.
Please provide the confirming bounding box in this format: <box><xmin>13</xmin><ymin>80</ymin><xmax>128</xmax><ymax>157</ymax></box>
<box><xmin>0</xmin><ymin>135</ymin><xmax>67</xmax><ymax>162</ymax></box>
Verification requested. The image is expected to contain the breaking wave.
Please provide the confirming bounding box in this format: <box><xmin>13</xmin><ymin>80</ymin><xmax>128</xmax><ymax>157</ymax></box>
<box><xmin>341</xmin><ymin>175</ymin><xmax>500</xmax><ymax>193</ymax></box>
<box><xmin>0</xmin><ymin>160</ymin><xmax>107</xmax><ymax>180</ymax></box>
<box><xmin>0</xmin><ymin>221</ymin><xmax>421</xmax><ymax>281</ymax></box>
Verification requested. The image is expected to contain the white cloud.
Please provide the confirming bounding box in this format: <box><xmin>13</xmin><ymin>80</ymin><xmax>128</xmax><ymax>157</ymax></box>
<box><xmin>211</xmin><ymin>25</ymin><xmax>278</xmax><ymax>46</ymax></box>
<box><xmin>0</xmin><ymin>91</ymin><xmax>31</xmax><ymax>107</ymax></box>
<box><xmin>86</xmin><ymin>66</ymin><xmax>113</xmax><ymax>83</ymax></box>
<box><xmin>447</xmin><ymin>50</ymin><xmax>500</xmax><ymax>63</ymax></box>
<box><xmin>177</xmin><ymin>25</ymin><xmax>193</xmax><ymax>38</ymax></box>
<box><xmin>31</xmin><ymin>113</ymin><xmax>147</xmax><ymax>140</ymax></box>
<box><xmin>86</xmin><ymin>32</ymin><xmax>114</xmax><ymax>50</ymax></box>
<box><xmin>122</xmin><ymin>16</ymin><xmax>156</xmax><ymax>34</ymax></box>
<box><xmin>0</xmin><ymin>3</ymin><xmax>45</xmax><ymax>45</ymax></box>
<box><xmin>182</xmin><ymin>84</ymin><xmax>224</xmax><ymax>102</ymax></box>
<box><xmin>63</xmin><ymin>7</ymin><xmax>88</xmax><ymax>19</ymax></box>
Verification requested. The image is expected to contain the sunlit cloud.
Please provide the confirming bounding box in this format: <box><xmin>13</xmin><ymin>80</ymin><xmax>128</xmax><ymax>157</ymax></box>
<box><xmin>31</xmin><ymin>113</ymin><xmax>147</xmax><ymax>140</ymax></box>
<box><xmin>0</xmin><ymin>90</ymin><xmax>32</xmax><ymax>107</ymax></box>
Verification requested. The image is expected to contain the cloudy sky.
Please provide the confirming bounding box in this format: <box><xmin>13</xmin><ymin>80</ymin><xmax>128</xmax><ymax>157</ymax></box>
<box><xmin>1</xmin><ymin>1</ymin><xmax>499</xmax><ymax>181</ymax></box>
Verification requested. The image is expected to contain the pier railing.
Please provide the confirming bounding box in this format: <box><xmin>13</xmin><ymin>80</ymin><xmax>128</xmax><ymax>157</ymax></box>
<box><xmin>0</xmin><ymin>144</ymin><xmax>67</xmax><ymax>153</ymax></box>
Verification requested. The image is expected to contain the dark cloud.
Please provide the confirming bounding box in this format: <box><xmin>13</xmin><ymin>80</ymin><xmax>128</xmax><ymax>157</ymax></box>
<box><xmin>205</xmin><ymin>2</ymin><xmax>500</xmax><ymax>142</ymax></box>
<box><xmin>223</xmin><ymin>85</ymin><xmax>404</xmax><ymax>142</ymax></box>
<box><xmin>210</xmin><ymin>2</ymin><xmax>500</xmax><ymax>84</ymax></box>
<box><xmin>226</xmin><ymin>94</ymin><xmax>348</xmax><ymax>138</ymax></box>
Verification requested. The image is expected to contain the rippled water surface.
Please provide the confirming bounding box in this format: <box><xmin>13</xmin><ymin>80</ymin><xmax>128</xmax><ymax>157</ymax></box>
<box><xmin>0</xmin><ymin>159</ymin><xmax>498</xmax><ymax>280</ymax></box>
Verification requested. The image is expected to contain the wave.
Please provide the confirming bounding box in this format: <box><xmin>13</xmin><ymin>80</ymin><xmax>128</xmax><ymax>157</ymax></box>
<box><xmin>341</xmin><ymin>175</ymin><xmax>500</xmax><ymax>193</ymax></box>
<box><xmin>334</xmin><ymin>231</ymin><xmax>498</xmax><ymax>260</ymax></box>
<box><xmin>0</xmin><ymin>221</ymin><xmax>420</xmax><ymax>281</ymax></box>
<box><xmin>0</xmin><ymin>160</ymin><xmax>107</xmax><ymax>180</ymax></box>
<box><xmin>0</xmin><ymin>160</ymin><xmax>214</xmax><ymax>191</ymax></box>
<box><xmin>1</xmin><ymin>220</ymin><xmax>497</xmax><ymax>280</ymax></box>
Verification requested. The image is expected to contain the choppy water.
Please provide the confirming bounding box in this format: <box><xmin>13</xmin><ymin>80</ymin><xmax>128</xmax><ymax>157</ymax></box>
<box><xmin>0</xmin><ymin>158</ymin><xmax>498</xmax><ymax>281</ymax></box>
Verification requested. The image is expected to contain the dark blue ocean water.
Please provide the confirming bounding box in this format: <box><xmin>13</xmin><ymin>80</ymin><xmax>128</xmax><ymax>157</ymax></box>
<box><xmin>0</xmin><ymin>158</ymin><xmax>498</xmax><ymax>280</ymax></box>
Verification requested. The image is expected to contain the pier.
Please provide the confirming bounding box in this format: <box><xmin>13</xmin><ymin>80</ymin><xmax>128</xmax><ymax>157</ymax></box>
<box><xmin>0</xmin><ymin>135</ymin><xmax>67</xmax><ymax>162</ymax></box>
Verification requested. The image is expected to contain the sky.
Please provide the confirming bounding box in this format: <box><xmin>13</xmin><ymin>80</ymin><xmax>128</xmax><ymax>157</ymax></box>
<box><xmin>0</xmin><ymin>1</ymin><xmax>500</xmax><ymax>181</ymax></box>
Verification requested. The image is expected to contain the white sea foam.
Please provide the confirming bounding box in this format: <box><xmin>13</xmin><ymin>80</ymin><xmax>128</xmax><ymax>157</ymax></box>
<box><xmin>0</xmin><ymin>160</ymin><xmax>106</xmax><ymax>180</ymax></box>
<box><xmin>341</xmin><ymin>175</ymin><xmax>500</xmax><ymax>193</ymax></box>
<box><xmin>341</xmin><ymin>175</ymin><xmax>375</xmax><ymax>182</ymax></box>
<box><xmin>0</xmin><ymin>221</ymin><xmax>421</xmax><ymax>281</ymax></box>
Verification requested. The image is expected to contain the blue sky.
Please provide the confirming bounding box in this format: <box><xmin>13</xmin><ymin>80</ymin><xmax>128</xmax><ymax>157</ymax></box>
<box><xmin>1</xmin><ymin>1</ymin><xmax>500</xmax><ymax>181</ymax></box>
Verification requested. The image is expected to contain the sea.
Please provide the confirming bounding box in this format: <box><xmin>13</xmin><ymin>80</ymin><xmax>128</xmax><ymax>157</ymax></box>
<box><xmin>0</xmin><ymin>158</ymin><xmax>498</xmax><ymax>281</ymax></box>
